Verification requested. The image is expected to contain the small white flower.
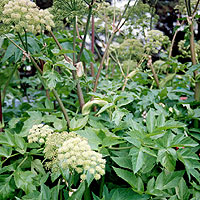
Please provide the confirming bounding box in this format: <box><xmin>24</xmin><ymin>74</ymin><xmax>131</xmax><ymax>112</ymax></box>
<box><xmin>94</xmin><ymin>174</ymin><xmax>101</xmax><ymax>180</ymax></box>
<box><xmin>80</xmin><ymin>174</ymin><xmax>86</xmax><ymax>180</ymax></box>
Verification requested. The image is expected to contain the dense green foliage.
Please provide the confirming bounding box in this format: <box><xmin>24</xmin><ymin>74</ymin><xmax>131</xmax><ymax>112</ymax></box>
<box><xmin>0</xmin><ymin>0</ymin><xmax>200</xmax><ymax>199</ymax></box>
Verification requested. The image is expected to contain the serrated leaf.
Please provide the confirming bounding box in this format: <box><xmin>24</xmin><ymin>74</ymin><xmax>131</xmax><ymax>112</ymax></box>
<box><xmin>0</xmin><ymin>175</ymin><xmax>15</xmax><ymax>199</ymax></box>
<box><xmin>111</xmin><ymin>156</ymin><xmax>132</xmax><ymax>170</ymax></box>
<box><xmin>43</xmin><ymin>70</ymin><xmax>62</xmax><ymax>90</ymax></box>
<box><xmin>112</xmin><ymin>108</ymin><xmax>129</xmax><ymax>125</ymax></box>
<box><xmin>39</xmin><ymin>184</ymin><xmax>51</xmax><ymax>200</ymax></box>
<box><xmin>0</xmin><ymin>146</ymin><xmax>12</xmax><ymax>158</ymax></box>
<box><xmin>146</xmin><ymin>109</ymin><xmax>155</xmax><ymax>133</ymax></box>
<box><xmin>31</xmin><ymin>159</ymin><xmax>45</xmax><ymax>175</ymax></box>
<box><xmin>129</xmin><ymin>147</ymin><xmax>144</xmax><ymax>173</ymax></box>
<box><xmin>14</xmin><ymin>170</ymin><xmax>36</xmax><ymax>194</ymax></box>
<box><xmin>14</xmin><ymin>135</ymin><xmax>27</xmax><ymax>154</ymax></box>
<box><xmin>113</xmin><ymin>167</ymin><xmax>137</xmax><ymax>188</ymax></box>
<box><xmin>68</xmin><ymin>182</ymin><xmax>85</xmax><ymax>200</ymax></box>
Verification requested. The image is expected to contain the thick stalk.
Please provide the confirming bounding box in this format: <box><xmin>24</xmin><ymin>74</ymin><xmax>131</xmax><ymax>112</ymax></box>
<box><xmin>93</xmin><ymin>33</ymin><xmax>115</xmax><ymax>94</ymax></box>
<box><xmin>148</xmin><ymin>56</ymin><xmax>159</xmax><ymax>88</ymax></box>
<box><xmin>90</xmin><ymin>15</ymin><xmax>95</xmax><ymax>77</ymax></box>
<box><xmin>73</xmin><ymin>17</ymin><xmax>77</xmax><ymax>66</ymax></box>
<box><xmin>49</xmin><ymin>31</ymin><xmax>85</xmax><ymax>109</ymax></box>
<box><xmin>6</xmin><ymin>37</ymin><xmax>71</xmax><ymax>127</ymax></box>
<box><xmin>190</xmin><ymin>24</ymin><xmax>200</xmax><ymax>101</ymax></box>
<box><xmin>77</xmin><ymin>1</ymin><xmax>94</xmax><ymax>62</ymax></box>
<box><xmin>92</xmin><ymin>0</ymin><xmax>133</xmax><ymax>94</ymax></box>
<box><xmin>0</xmin><ymin>89</ymin><xmax>3</xmax><ymax>132</ymax></box>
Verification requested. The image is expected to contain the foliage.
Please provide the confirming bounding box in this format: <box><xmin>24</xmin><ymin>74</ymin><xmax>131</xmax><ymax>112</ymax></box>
<box><xmin>0</xmin><ymin>0</ymin><xmax>200</xmax><ymax>199</ymax></box>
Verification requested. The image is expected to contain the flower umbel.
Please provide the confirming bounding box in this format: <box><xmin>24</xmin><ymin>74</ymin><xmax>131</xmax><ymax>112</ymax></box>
<box><xmin>58</xmin><ymin>136</ymin><xmax>106</xmax><ymax>181</ymax></box>
<box><xmin>2</xmin><ymin>0</ymin><xmax>55</xmax><ymax>34</ymax></box>
<box><xmin>27</xmin><ymin>124</ymin><xmax>53</xmax><ymax>144</ymax></box>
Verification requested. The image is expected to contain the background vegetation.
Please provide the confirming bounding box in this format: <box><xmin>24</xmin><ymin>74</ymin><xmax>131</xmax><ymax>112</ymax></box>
<box><xmin>0</xmin><ymin>0</ymin><xmax>200</xmax><ymax>199</ymax></box>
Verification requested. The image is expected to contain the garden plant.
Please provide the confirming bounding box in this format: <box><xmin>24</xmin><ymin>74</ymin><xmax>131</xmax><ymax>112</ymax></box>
<box><xmin>0</xmin><ymin>0</ymin><xmax>200</xmax><ymax>199</ymax></box>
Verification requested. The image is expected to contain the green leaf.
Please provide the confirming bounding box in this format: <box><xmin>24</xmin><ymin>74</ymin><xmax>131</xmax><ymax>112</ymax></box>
<box><xmin>51</xmin><ymin>48</ymin><xmax>75</xmax><ymax>56</ymax></box>
<box><xmin>14</xmin><ymin>170</ymin><xmax>36</xmax><ymax>194</ymax></box>
<box><xmin>55</xmin><ymin>60</ymin><xmax>76</xmax><ymax>70</ymax></box>
<box><xmin>14</xmin><ymin>135</ymin><xmax>27</xmax><ymax>154</ymax></box>
<box><xmin>22</xmin><ymin>191</ymin><xmax>41</xmax><ymax>200</ymax></box>
<box><xmin>31</xmin><ymin>159</ymin><xmax>46</xmax><ymax>175</ymax></box>
<box><xmin>176</xmin><ymin>178</ymin><xmax>190</xmax><ymax>200</ymax></box>
<box><xmin>43</xmin><ymin>70</ymin><xmax>62</xmax><ymax>90</ymax></box>
<box><xmin>8</xmin><ymin>118</ymin><xmax>20</xmax><ymax>129</ymax></box>
<box><xmin>76</xmin><ymin>128</ymin><xmax>102</xmax><ymax>150</ymax></box>
<box><xmin>69</xmin><ymin>182</ymin><xmax>85</xmax><ymax>200</ymax></box>
<box><xmin>39</xmin><ymin>184</ymin><xmax>51</xmax><ymax>200</ymax></box>
<box><xmin>0</xmin><ymin>146</ymin><xmax>12</xmax><ymax>158</ymax></box>
<box><xmin>51</xmin><ymin>181</ymin><xmax>60</xmax><ymax>200</ymax></box>
<box><xmin>1</xmin><ymin>43</ymin><xmax>16</xmax><ymax>63</ymax></box>
<box><xmin>129</xmin><ymin>147</ymin><xmax>144</xmax><ymax>173</ymax></box>
<box><xmin>111</xmin><ymin>156</ymin><xmax>132</xmax><ymax>170</ymax></box>
<box><xmin>19</xmin><ymin>111</ymin><xmax>42</xmax><ymax>137</ymax></box>
<box><xmin>160</xmin><ymin>73</ymin><xmax>176</xmax><ymax>87</ymax></box>
<box><xmin>70</xmin><ymin>116</ymin><xmax>89</xmax><ymax>131</ymax></box>
<box><xmin>155</xmin><ymin>171</ymin><xmax>185</xmax><ymax>190</ymax></box>
<box><xmin>96</xmin><ymin>103</ymin><xmax>114</xmax><ymax>115</ymax></box>
<box><xmin>157</xmin><ymin>149</ymin><xmax>176</xmax><ymax>171</ymax></box>
<box><xmin>113</xmin><ymin>167</ymin><xmax>137</xmax><ymax>188</ymax></box>
<box><xmin>147</xmin><ymin>177</ymin><xmax>155</xmax><ymax>193</ymax></box>
<box><xmin>0</xmin><ymin>131</ymin><xmax>15</xmax><ymax>147</ymax></box>
<box><xmin>110</xmin><ymin>188</ymin><xmax>149</xmax><ymax>200</ymax></box>
<box><xmin>45</xmin><ymin>99</ymin><xmax>54</xmax><ymax>109</ymax></box>
<box><xmin>146</xmin><ymin>109</ymin><xmax>155</xmax><ymax>133</ymax></box>
<box><xmin>0</xmin><ymin>175</ymin><xmax>15</xmax><ymax>199</ymax></box>
<box><xmin>112</xmin><ymin>108</ymin><xmax>129</xmax><ymax>125</ymax></box>
<box><xmin>82</xmin><ymin>99</ymin><xmax>108</xmax><ymax>115</ymax></box>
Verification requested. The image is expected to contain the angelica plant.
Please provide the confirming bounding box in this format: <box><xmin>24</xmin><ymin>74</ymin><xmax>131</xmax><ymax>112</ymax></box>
<box><xmin>2</xmin><ymin>0</ymin><xmax>55</xmax><ymax>34</ymax></box>
<box><xmin>145</xmin><ymin>30</ymin><xmax>170</xmax><ymax>54</ymax></box>
<box><xmin>27</xmin><ymin>124</ymin><xmax>106</xmax><ymax>181</ymax></box>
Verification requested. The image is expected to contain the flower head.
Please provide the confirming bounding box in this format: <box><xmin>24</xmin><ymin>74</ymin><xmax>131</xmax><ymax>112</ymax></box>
<box><xmin>2</xmin><ymin>0</ymin><xmax>55</xmax><ymax>34</ymax></box>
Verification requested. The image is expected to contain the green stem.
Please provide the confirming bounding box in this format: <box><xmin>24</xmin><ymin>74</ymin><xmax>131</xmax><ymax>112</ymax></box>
<box><xmin>108</xmin><ymin>145</ymin><xmax>134</xmax><ymax>150</ymax></box>
<box><xmin>24</xmin><ymin>29</ymin><xmax>28</xmax><ymax>53</ymax></box>
<box><xmin>49</xmin><ymin>31</ymin><xmax>85</xmax><ymax>109</ymax></box>
<box><xmin>99</xmin><ymin>176</ymin><xmax>105</xmax><ymax>198</ymax></box>
<box><xmin>84</xmin><ymin>183</ymin><xmax>91</xmax><ymax>200</ymax></box>
<box><xmin>6</xmin><ymin>36</ymin><xmax>71</xmax><ymax>128</ymax></box>
<box><xmin>17</xmin><ymin>32</ymin><xmax>26</xmax><ymax>50</ymax></box>
<box><xmin>17</xmin><ymin>156</ymin><xmax>28</xmax><ymax>169</ymax></box>
<box><xmin>77</xmin><ymin>1</ymin><xmax>94</xmax><ymax>62</ymax></box>
<box><xmin>73</xmin><ymin>16</ymin><xmax>77</xmax><ymax>65</ymax></box>
<box><xmin>92</xmin><ymin>0</ymin><xmax>134</xmax><ymax>94</ymax></box>
<box><xmin>2</xmin><ymin>64</ymin><xmax>19</xmax><ymax>103</ymax></box>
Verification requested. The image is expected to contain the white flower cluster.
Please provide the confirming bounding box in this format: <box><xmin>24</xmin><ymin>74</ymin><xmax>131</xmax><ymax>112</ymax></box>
<box><xmin>2</xmin><ymin>0</ymin><xmax>54</xmax><ymax>34</ymax></box>
<box><xmin>178</xmin><ymin>39</ymin><xmax>200</xmax><ymax>58</ymax></box>
<box><xmin>44</xmin><ymin>131</ymin><xmax>77</xmax><ymax>171</ymax></box>
<box><xmin>58</xmin><ymin>137</ymin><xmax>106</xmax><ymax>181</ymax></box>
<box><xmin>145</xmin><ymin>30</ymin><xmax>170</xmax><ymax>54</ymax></box>
<box><xmin>28</xmin><ymin>124</ymin><xmax>53</xmax><ymax>144</ymax></box>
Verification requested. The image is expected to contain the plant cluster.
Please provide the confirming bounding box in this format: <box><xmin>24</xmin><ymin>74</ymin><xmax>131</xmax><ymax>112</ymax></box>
<box><xmin>2</xmin><ymin>0</ymin><xmax>54</xmax><ymax>34</ymax></box>
<box><xmin>0</xmin><ymin>0</ymin><xmax>200</xmax><ymax>199</ymax></box>
<box><xmin>145</xmin><ymin>30</ymin><xmax>170</xmax><ymax>54</ymax></box>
